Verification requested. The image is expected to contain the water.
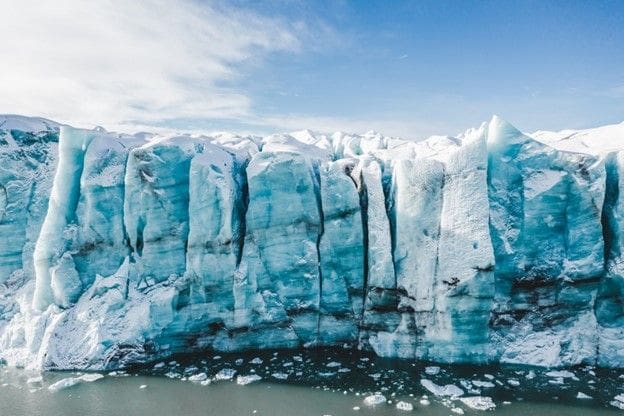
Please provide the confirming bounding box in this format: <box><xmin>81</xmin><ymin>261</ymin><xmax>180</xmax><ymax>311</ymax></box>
<box><xmin>1</xmin><ymin>349</ymin><xmax>621</xmax><ymax>415</ymax></box>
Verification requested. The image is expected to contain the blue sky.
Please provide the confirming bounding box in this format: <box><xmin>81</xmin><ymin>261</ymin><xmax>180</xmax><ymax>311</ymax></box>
<box><xmin>2</xmin><ymin>0</ymin><xmax>623</xmax><ymax>139</ymax></box>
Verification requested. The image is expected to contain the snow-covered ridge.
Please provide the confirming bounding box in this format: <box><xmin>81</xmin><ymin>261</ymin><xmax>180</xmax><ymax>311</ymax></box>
<box><xmin>1</xmin><ymin>114</ymin><xmax>624</xmax><ymax>370</ymax></box>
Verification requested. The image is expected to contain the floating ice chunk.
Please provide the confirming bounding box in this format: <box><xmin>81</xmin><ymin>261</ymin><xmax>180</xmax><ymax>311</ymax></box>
<box><xmin>424</xmin><ymin>366</ymin><xmax>440</xmax><ymax>375</ymax></box>
<box><xmin>545</xmin><ymin>370</ymin><xmax>576</xmax><ymax>379</ymax></box>
<box><xmin>250</xmin><ymin>358</ymin><xmax>263</xmax><ymax>365</ymax></box>
<box><xmin>27</xmin><ymin>376</ymin><xmax>43</xmax><ymax>384</ymax></box>
<box><xmin>48</xmin><ymin>373</ymin><xmax>104</xmax><ymax>391</ymax></box>
<box><xmin>420</xmin><ymin>379</ymin><xmax>463</xmax><ymax>397</ymax></box>
<box><xmin>451</xmin><ymin>408</ymin><xmax>464</xmax><ymax>415</ymax></box>
<box><xmin>363</xmin><ymin>394</ymin><xmax>387</xmax><ymax>406</ymax></box>
<box><xmin>271</xmin><ymin>372</ymin><xmax>289</xmax><ymax>380</ymax></box>
<box><xmin>576</xmin><ymin>392</ymin><xmax>592</xmax><ymax>399</ymax></box>
<box><xmin>395</xmin><ymin>401</ymin><xmax>413</xmax><ymax>411</ymax></box>
<box><xmin>507</xmin><ymin>379</ymin><xmax>520</xmax><ymax>386</ymax></box>
<box><xmin>326</xmin><ymin>361</ymin><xmax>341</xmax><ymax>368</ymax></box>
<box><xmin>48</xmin><ymin>378</ymin><xmax>81</xmax><ymax>391</ymax></box>
<box><xmin>472</xmin><ymin>380</ymin><xmax>495</xmax><ymax>388</ymax></box>
<box><xmin>236</xmin><ymin>374</ymin><xmax>262</xmax><ymax>385</ymax></box>
<box><xmin>80</xmin><ymin>374</ymin><xmax>104</xmax><ymax>383</ymax></box>
<box><xmin>611</xmin><ymin>399</ymin><xmax>624</xmax><ymax>410</ymax></box>
<box><xmin>139</xmin><ymin>385</ymin><xmax>147</xmax><ymax>389</ymax></box>
<box><xmin>459</xmin><ymin>396</ymin><xmax>496</xmax><ymax>410</ymax></box>
<box><xmin>188</xmin><ymin>373</ymin><xmax>208</xmax><ymax>383</ymax></box>
<box><xmin>214</xmin><ymin>369</ymin><xmax>236</xmax><ymax>381</ymax></box>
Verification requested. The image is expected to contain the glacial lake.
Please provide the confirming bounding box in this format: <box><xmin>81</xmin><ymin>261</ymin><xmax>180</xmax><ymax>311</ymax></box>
<box><xmin>1</xmin><ymin>348</ymin><xmax>621</xmax><ymax>415</ymax></box>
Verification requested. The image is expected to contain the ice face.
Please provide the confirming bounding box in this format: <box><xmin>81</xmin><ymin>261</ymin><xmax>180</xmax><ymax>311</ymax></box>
<box><xmin>488</xmin><ymin>116</ymin><xmax>606</xmax><ymax>367</ymax></box>
<box><xmin>2</xmin><ymin>114</ymin><xmax>624</xmax><ymax>370</ymax></box>
<box><xmin>318</xmin><ymin>159</ymin><xmax>364</xmax><ymax>345</ymax></box>
<box><xmin>0</xmin><ymin>116</ymin><xmax>58</xmax><ymax>285</ymax></box>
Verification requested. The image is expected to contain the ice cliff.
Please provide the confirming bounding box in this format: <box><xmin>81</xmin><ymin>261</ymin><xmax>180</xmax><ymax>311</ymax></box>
<box><xmin>1</xmin><ymin>114</ymin><xmax>624</xmax><ymax>370</ymax></box>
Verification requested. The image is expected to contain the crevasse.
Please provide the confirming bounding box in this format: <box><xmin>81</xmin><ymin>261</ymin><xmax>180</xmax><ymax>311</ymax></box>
<box><xmin>1</xmin><ymin>114</ymin><xmax>624</xmax><ymax>370</ymax></box>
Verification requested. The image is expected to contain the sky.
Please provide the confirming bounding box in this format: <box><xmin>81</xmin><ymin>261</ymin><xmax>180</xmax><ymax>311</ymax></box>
<box><xmin>1</xmin><ymin>0</ymin><xmax>623</xmax><ymax>140</ymax></box>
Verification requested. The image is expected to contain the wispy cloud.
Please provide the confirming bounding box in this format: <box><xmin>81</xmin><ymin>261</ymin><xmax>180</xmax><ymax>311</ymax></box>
<box><xmin>0</xmin><ymin>0</ymin><xmax>302</xmax><ymax>129</ymax></box>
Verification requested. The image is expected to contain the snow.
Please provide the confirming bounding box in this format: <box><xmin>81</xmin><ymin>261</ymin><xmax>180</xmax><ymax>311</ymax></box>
<box><xmin>532</xmin><ymin>121</ymin><xmax>624</xmax><ymax>155</ymax></box>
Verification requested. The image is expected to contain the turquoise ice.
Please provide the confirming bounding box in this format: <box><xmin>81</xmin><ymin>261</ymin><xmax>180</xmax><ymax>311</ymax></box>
<box><xmin>1</xmin><ymin>114</ymin><xmax>624</xmax><ymax>370</ymax></box>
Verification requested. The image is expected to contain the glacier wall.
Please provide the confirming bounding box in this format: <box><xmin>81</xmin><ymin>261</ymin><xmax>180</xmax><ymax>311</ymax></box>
<box><xmin>1</xmin><ymin>115</ymin><xmax>624</xmax><ymax>370</ymax></box>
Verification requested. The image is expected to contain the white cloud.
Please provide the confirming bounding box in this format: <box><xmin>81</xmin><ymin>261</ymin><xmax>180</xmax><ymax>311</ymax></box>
<box><xmin>0</xmin><ymin>0</ymin><xmax>301</xmax><ymax>129</ymax></box>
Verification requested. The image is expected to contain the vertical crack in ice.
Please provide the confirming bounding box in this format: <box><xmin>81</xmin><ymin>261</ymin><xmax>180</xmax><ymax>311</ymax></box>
<box><xmin>354</xmin><ymin>162</ymin><xmax>369</xmax><ymax>331</ymax></box>
<box><xmin>312</xmin><ymin>161</ymin><xmax>324</xmax><ymax>345</ymax></box>
<box><xmin>601</xmin><ymin>152</ymin><xmax>620</xmax><ymax>265</ymax></box>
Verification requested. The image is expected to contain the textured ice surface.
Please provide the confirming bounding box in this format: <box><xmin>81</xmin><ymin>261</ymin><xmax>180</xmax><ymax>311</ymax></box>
<box><xmin>1</xmin><ymin>114</ymin><xmax>624</xmax><ymax>370</ymax></box>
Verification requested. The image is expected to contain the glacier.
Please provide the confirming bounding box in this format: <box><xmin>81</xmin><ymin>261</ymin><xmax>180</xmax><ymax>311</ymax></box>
<box><xmin>1</xmin><ymin>114</ymin><xmax>624</xmax><ymax>370</ymax></box>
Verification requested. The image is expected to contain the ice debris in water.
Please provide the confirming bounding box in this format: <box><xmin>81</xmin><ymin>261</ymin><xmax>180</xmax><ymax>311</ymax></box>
<box><xmin>48</xmin><ymin>373</ymin><xmax>104</xmax><ymax>391</ymax></box>
<box><xmin>459</xmin><ymin>396</ymin><xmax>496</xmax><ymax>410</ymax></box>
<box><xmin>214</xmin><ymin>369</ymin><xmax>236</xmax><ymax>381</ymax></box>
<box><xmin>236</xmin><ymin>374</ymin><xmax>262</xmax><ymax>385</ymax></box>
<box><xmin>26</xmin><ymin>376</ymin><xmax>43</xmax><ymax>384</ymax></box>
<box><xmin>363</xmin><ymin>394</ymin><xmax>387</xmax><ymax>406</ymax></box>
<box><xmin>271</xmin><ymin>372</ymin><xmax>289</xmax><ymax>380</ymax></box>
<box><xmin>420</xmin><ymin>379</ymin><xmax>463</xmax><ymax>397</ymax></box>
<box><xmin>424</xmin><ymin>366</ymin><xmax>440</xmax><ymax>375</ymax></box>
<box><xmin>576</xmin><ymin>392</ymin><xmax>592</xmax><ymax>399</ymax></box>
<box><xmin>395</xmin><ymin>401</ymin><xmax>413</xmax><ymax>411</ymax></box>
<box><xmin>188</xmin><ymin>373</ymin><xmax>208</xmax><ymax>383</ymax></box>
<box><xmin>545</xmin><ymin>370</ymin><xmax>578</xmax><ymax>380</ymax></box>
<box><xmin>472</xmin><ymin>380</ymin><xmax>495</xmax><ymax>388</ymax></box>
<box><xmin>250</xmin><ymin>358</ymin><xmax>263</xmax><ymax>365</ymax></box>
<box><xmin>49</xmin><ymin>378</ymin><xmax>81</xmax><ymax>391</ymax></box>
